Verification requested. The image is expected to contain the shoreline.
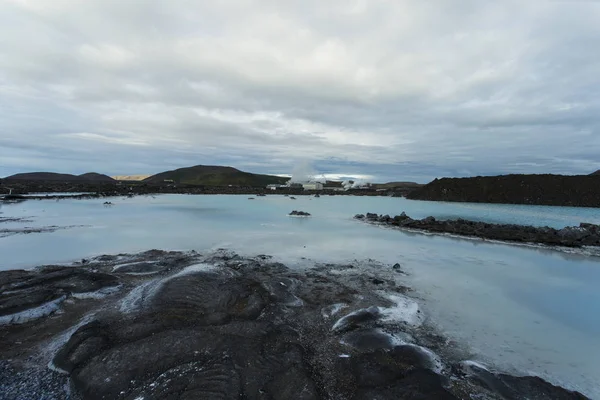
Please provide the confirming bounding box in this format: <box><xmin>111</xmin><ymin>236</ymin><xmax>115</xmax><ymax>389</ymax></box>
<box><xmin>355</xmin><ymin>212</ymin><xmax>600</xmax><ymax>250</ymax></box>
<box><xmin>0</xmin><ymin>181</ymin><xmax>414</xmax><ymax>201</ymax></box>
<box><xmin>0</xmin><ymin>249</ymin><xmax>589</xmax><ymax>399</ymax></box>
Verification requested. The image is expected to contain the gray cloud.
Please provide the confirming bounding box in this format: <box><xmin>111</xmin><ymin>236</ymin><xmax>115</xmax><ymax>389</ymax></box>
<box><xmin>1</xmin><ymin>0</ymin><xmax>600</xmax><ymax>182</ymax></box>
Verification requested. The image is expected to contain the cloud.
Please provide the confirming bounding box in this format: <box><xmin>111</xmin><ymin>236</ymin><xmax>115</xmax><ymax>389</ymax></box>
<box><xmin>1</xmin><ymin>0</ymin><xmax>600</xmax><ymax>182</ymax></box>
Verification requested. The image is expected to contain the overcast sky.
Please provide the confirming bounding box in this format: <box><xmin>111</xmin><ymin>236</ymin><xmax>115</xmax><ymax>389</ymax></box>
<box><xmin>1</xmin><ymin>0</ymin><xmax>599</xmax><ymax>182</ymax></box>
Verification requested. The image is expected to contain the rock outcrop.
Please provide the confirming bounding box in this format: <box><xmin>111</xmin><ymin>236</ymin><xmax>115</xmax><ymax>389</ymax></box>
<box><xmin>355</xmin><ymin>212</ymin><xmax>600</xmax><ymax>248</ymax></box>
<box><xmin>289</xmin><ymin>210</ymin><xmax>311</xmax><ymax>216</ymax></box>
<box><xmin>0</xmin><ymin>250</ymin><xmax>589</xmax><ymax>399</ymax></box>
<box><xmin>0</xmin><ymin>267</ymin><xmax>119</xmax><ymax>326</ymax></box>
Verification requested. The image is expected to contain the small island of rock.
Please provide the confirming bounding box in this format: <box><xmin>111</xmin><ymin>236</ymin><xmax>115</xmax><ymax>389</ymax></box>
<box><xmin>289</xmin><ymin>210</ymin><xmax>311</xmax><ymax>216</ymax></box>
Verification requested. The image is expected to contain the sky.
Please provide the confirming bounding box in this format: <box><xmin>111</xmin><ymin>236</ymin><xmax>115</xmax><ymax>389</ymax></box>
<box><xmin>1</xmin><ymin>0</ymin><xmax>600</xmax><ymax>183</ymax></box>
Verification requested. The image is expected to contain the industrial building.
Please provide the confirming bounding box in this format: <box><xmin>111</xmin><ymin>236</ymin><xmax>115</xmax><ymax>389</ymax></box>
<box><xmin>266</xmin><ymin>184</ymin><xmax>287</xmax><ymax>190</ymax></box>
<box><xmin>301</xmin><ymin>182</ymin><xmax>323</xmax><ymax>191</ymax></box>
<box><xmin>266</xmin><ymin>181</ymin><xmax>323</xmax><ymax>190</ymax></box>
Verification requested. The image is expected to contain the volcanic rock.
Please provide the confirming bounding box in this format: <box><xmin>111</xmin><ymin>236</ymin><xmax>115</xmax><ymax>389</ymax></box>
<box><xmin>289</xmin><ymin>210</ymin><xmax>311</xmax><ymax>216</ymax></box>
<box><xmin>356</xmin><ymin>212</ymin><xmax>600</xmax><ymax>248</ymax></box>
<box><xmin>0</xmin><ymin>251</ymin><xmax>589</xmax><ymax>400</ymax></box>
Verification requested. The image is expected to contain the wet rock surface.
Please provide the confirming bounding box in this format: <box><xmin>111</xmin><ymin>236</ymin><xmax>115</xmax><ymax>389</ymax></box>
<box><xmin>356</xmin><ymin>212</ymin><xmax>600</xmax><ymax>248</ymax></box>
<box><xmin>0</xmin><ymin>266</ymin><xmax>119</xmax><ymax>323</ymax></box>
<box><xmin>0</xmin><ymin>217</ymin><xmax>32</xmax><ymax>223</ymax></box>
<box><xmin>0</xmin><ymin>211</ymin><xmax>89</xmax><ymax>238</ymax></box>
<box><xmin>459</xmin><ymin>363</ymin><xmax>588</xmax><ymax>400</ymax></box>
<box><xmin>0</xmin><ymin>250</ymin><xmax>588</xmax><ymax>399</ymax></box>
<box><xmin>0</xmin><ymin>224</ymin><xmax>90</xmax><ymax>238</ymax></box>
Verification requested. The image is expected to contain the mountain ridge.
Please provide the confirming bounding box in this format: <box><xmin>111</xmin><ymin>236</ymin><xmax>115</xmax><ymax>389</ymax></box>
<box><xmin>78</xmin><ymin>172</ymin><xmax>115</xmax><ymax>182</ymax></box>
<box><xmin>4</xmin><ymin>172</ymin><xmax>114</xmax><ymax>182</ymax></box>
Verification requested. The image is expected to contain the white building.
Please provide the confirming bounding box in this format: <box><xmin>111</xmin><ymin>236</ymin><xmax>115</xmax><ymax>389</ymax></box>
<box><xmin>302</xmin><ymin>182</ymin><xmax>323</xmax><ymax>191</ymax></box>
<box><xmin>266</xmin><ymin>184</ymin><xmax>287</xmax><ymax>190</ymax></box>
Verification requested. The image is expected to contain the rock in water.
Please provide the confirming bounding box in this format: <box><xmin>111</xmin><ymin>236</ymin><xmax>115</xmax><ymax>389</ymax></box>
<box><xmin>289</xmin><ymin>210</ymin><xmax>311</xmax><ymax>216</ymax></box>
<box><xmin>357</xmin><ymin>212</ymin><xmax>600</xmax><ymax>248</ymax></box>
<box><xmin>366</xmin><ymin>212</ymin><xmax>379</xmax><ymax>220</ymax></box>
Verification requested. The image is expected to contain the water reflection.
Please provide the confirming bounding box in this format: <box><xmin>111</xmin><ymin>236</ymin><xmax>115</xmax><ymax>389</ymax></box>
<box><xmin>0</xmin><ymin>194</ymin><xmax>599</xmax><ymax>397</ymax></box>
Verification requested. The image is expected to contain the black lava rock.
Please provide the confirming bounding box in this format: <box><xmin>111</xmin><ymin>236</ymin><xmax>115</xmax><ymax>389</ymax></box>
<box><xmin>289</xmin><ymin>210</ymin><xmax>311</xmax><ymax>216</ymax></box>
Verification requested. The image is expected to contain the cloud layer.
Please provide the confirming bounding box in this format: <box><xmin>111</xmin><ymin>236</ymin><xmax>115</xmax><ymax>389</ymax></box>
<box><xmin>1</xmin><ymin>0</ymin><xmax>600</xmax><ymax>182</ymax></box>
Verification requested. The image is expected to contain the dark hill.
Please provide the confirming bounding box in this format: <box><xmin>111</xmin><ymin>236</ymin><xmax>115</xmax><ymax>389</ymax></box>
<box><xmin>4</xmin><ymin>172</ymin><xmax>115</xmax><ymax>182</ymax></box>
<box><xmin>143</xmin><ymin>165</ymin><xmax>289</xmax><ymax>187</ymax></box>
<box><xmin>373</xmin><ymin>181</ymin><xmax>423</xmax><ymax>189</ymax></box>
<box><xmin>590</xmin><ymin>170</ymin><xmax>600</xmax><ymax>176</ymax></box>
<box><xmin>5</xmin><ymin>172</ymin><xmax>85</xmax><ymax>181</ymax></box>
<box><xmin>79</xmin><ymin>172</ymin><xmax>115</xmax><ymax>182</ymax></box>
<box><xmin>324</xmin><ymin>180</ymin><xmax>344</xmax><ymax>188</ymax></box>
<box><xmin>407</xmin><ymin>174</ymin><xmax>600</xmax><ymax>208</ymax></box>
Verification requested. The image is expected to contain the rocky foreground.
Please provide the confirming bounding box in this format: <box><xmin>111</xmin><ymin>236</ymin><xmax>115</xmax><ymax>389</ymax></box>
<box><xmin>356</xmin><ymin>212</ymin><xmax>600</xmax><ymax>248</ymax></box>
<box><xmin>0</xmin><ymin>250</ymin><xmax>588</xmax><ymax>399</ymax></box>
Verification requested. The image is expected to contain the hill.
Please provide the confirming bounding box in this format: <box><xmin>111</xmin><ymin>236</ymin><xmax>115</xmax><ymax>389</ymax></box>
<box><xmin>372</xmin><ymin>181</ymin><xmax>423</xmax><ymax>190</ymax></box>
<box><xmin>407</xmin><ymin>174</ymin><xmax>600</xmax><ymax>207</ymax></box>
<box><xmin>79</xmin><ymin>173</ymin><xmax>115</xmax><ymax>182</ymax></box>
<box><xmin>143</xmin><ymin>165</ymin><xmax>289</xmax><ymax>187</ymax></box>
<box><xmin>4</xmin><ymin>172</ymin><xmax>114</xmax><ymax>182</ymax></box>
<box><xmin>4</xmin><ymin>172</ymin><xmax>85</xmax><ymax>181</ymax></box>
<box><xmin>590</xmin><ymin>170</ymin><xmax>600</xmax><ymax>176</ymax></box>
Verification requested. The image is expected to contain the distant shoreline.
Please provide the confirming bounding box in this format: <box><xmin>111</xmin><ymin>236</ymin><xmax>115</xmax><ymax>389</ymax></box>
<box><xmin>0</xmin><ymin>180</ymin><xmax>417</xmax><ymax>200</ymax></box>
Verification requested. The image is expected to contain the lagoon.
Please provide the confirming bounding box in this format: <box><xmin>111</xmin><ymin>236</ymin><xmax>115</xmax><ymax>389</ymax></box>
<box><xmin>1</xmin><ymin>194</ymin><xmax>599</xmax><ymax>397</ymax></box>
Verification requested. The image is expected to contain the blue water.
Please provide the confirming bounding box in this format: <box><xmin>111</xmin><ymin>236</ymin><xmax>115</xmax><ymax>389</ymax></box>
<box><xmin>1</xmin><ymin>194</ymin><xmax>599</xmax><ymax>397</ymax></box>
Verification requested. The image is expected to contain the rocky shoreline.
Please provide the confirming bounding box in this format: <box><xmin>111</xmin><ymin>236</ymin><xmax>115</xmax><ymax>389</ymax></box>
<box><xmin>0</xmin><ymin>250</ymin><xmax>588</xmax><ymax>399</ymax></box>
<box><xmin>355</xmin><ymin>212</ymin><xmax>600</xmax><ymax>249</ymax></box>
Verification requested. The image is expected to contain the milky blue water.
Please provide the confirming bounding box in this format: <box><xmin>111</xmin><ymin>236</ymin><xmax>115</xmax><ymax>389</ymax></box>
<box><xmin>1</xmin><ymin>194</ymin><xmax>599</xmax><ymax>397</ymax></box>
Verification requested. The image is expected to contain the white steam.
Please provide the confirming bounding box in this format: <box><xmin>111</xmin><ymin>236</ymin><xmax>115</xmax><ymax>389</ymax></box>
<box><xmin>342</xmin><ymin>179</ymin><xmax>371</xmax><ymax>189</ymax></box>
<box><xmin>289</xmin><ymin>161</ymin><xmax>317</xmax><ymax>183</ymax></box>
